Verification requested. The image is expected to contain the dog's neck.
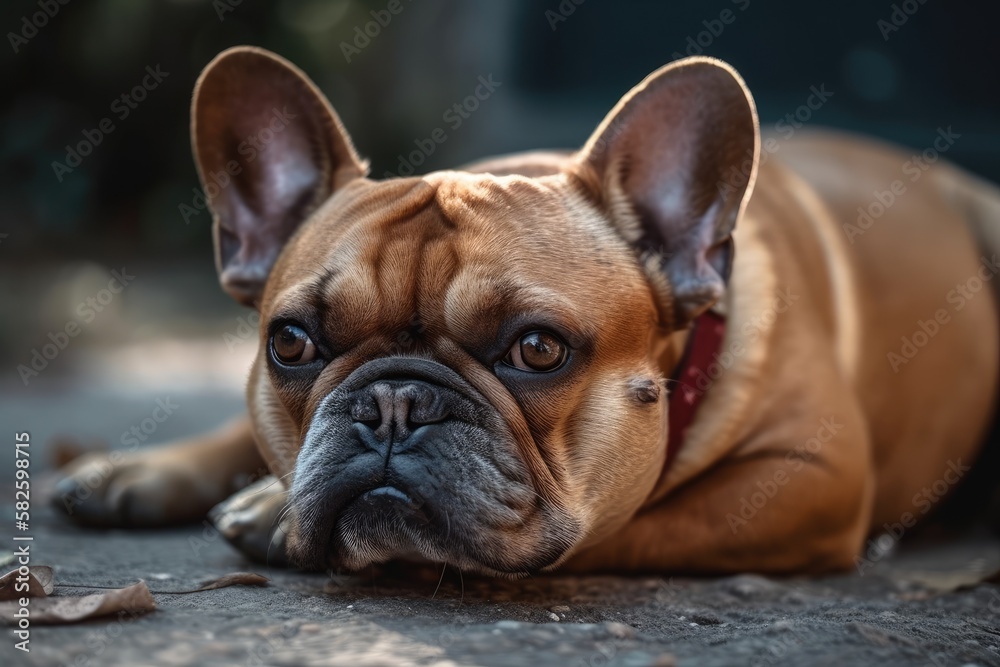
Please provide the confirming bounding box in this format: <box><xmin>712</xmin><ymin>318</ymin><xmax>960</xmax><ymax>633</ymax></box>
<box><xmin>655</xmin><ymin>310</ymin><xmax>728</xmax><ymax>477</ymax></box>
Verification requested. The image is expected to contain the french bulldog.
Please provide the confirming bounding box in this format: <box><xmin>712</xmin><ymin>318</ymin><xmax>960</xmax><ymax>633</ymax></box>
<box><xmin>54</xmin><ymin>46</ymin><xmax>1000</xmax><ymax>575</ymax></box>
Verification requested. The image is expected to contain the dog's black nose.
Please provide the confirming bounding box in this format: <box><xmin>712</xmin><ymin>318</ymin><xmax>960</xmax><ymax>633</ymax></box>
<box><xmin>349</xmin><ymin>380</ymin><xmax>450</xmax><ymax>445</ymax></box>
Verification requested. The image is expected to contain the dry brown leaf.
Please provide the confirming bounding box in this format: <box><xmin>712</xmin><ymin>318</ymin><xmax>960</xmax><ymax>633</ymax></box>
<box><xmin>0</xmin><ymin>566</ymin><xmax>54</xmax><ymax>601</ymax></box>
<box><xmin>895</xmin><ymin>569</ymin><xmax>986</xmax><ymax>593</ymax></box>
<box><xmin>895</xmin><ymin>564</ymin><xmax>1000</xmax><ymax>595</ymax></box>
<box><xmin>0</xmin><ymin>581</ymin><xmax>155</xmax><ymax>625</ymax></box>
<box><xmin>894</xmin><ymin>590</ymin><xmax>934</xmax><ymax>601</ymax></box>
<box><xmin>154</xmin><ymin>572</ymin><xmax>270</xmax><ymax>594</ymax></box>
<box><xmin>952</xmin><ymin>567</ymin><xmax>1000</xmax><ymax>592</ymax></box>
<box><xmin>981</xmin><ymin>569</ymin><xmax>1000</xmax><ymax>585</ymax></box>
<box><xmin>188</xmin><ymin>572</ymin><xmax>269</xmax><ymax>592</ymax></box>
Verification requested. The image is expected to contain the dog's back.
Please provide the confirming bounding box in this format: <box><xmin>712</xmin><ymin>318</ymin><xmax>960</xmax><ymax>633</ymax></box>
<box><xmin>771</xmin><ymin>130</ymin><xmax>1000</xmax><ymax>527</ymax></box>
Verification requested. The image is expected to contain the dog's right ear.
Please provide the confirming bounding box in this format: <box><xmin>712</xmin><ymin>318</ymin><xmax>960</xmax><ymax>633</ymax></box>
<box><xmin>192</xmin><ymin>46</ymin><xmax>367</xmax><ymax>307</ymax></box>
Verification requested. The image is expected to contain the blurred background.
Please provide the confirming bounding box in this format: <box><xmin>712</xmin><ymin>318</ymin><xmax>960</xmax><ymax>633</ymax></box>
<box><xmin>1</xmin><ymin>0</ymin><xmax>998</xmax><ymax>456</ymax></box>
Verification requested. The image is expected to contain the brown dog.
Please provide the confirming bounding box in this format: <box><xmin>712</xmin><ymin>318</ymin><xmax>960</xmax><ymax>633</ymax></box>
<box><xmin>54</xmin><ymin>46</ymin><xmax>1000</xmax><ymax>575</ymax></box>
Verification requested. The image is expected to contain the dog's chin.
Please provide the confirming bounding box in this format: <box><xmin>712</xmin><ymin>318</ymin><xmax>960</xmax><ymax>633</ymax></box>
<box><xmin>330</xmin><ymin>490</ymin><xmax>447</xmax><ymax>571</ymax></box>
<box><xmin>287</xmin><ymin>493</ymin><xmax>578</xmax><ymax>577</ymax></box>
<box><xmin>333</xmin><ymin>507</ymin><xmax>470</xmax><ymax>572</ymax></box>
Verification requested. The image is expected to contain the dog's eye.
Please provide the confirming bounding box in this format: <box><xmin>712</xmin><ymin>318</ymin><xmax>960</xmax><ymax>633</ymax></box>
<box><xmin>504</xmin><ymin>331</ymin><xmax>568</xmax><ymax>372</ymax></box>
<box><xmin>271</xmin><ymin>324</ymin><xmax>317</xmax><ymax>366</ymax></box>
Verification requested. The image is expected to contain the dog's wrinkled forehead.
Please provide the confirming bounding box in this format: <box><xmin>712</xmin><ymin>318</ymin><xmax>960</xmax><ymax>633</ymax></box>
<box><xmin>263</xmin><ymin>171</ymin><xmax>654</xmax><ymax>351</ymax></box>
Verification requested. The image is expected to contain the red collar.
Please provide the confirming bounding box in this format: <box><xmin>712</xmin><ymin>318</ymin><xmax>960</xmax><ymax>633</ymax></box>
<box><xmin>664</xmin><ymin>310</ymin><xmax>727</xmax><ymax>472</ymax></box>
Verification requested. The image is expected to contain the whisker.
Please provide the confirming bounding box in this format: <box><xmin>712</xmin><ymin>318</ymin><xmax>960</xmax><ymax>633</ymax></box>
<box><xmin>431</xmin><ymin>561</ymin><xmax>447</xmax><ymax>599</ymax></box>
<box><xmin>272</xmin><ymin>502</ymin><xmax>295</xmax><ymax>534</ymax></box>
<box><xmin>239</xmin><ymin>470</ymin><xmax>295</xmax><ymax>500</ymax></box>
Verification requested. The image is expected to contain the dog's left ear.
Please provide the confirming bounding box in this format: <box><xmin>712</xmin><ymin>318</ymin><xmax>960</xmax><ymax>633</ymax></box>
<box><xmin>192</xmin><ymin>46</ymin><xmax>367</xmax><ymax>307</ymax></box>
<box><xmin>574</xmin><ymin>57</ymin><xmax>759</xmax><ymax>329</ymax></box>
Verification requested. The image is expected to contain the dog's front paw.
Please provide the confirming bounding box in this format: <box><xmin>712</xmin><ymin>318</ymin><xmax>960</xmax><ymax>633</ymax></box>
<box><xmin>209</xmin><ymin>476</ymin><xmax>290</xmax><ymax>567</ymax></box>
<box><xmin>53</xmin><ymin>451</ymin><xmax>223</xmax><ymax>527</ymax></box>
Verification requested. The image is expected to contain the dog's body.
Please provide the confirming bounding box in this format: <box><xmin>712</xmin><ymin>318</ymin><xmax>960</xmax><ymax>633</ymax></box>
<box><xmin>55</xmin><ymin>48</ymin><xmax>1000</xmax><ymax>574</ymax></box>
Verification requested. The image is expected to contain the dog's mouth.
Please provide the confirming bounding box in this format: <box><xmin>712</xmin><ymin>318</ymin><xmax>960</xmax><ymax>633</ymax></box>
<box><xmin>339</xmin><ymin>483</ymin><xmax>433</xmax><ymax>539</ymax></box>
<box><xmin>321</xmin><ymin>482</ymin><xmax>436</xmax><ymax>567</ymax></box>
<box><xmin>359</xmin><ymin>485</ymin><xmax>424</xmax><ymax>515</ymax></box>
<box><xmin>285</xmin><ymin>357</ymin><xmax>580</xmax><ymax>575</ymax></box>
<box><xmin>287</xmin><ymin>453</ymin><xmax>573</xmax><ymax>576</ymax></box>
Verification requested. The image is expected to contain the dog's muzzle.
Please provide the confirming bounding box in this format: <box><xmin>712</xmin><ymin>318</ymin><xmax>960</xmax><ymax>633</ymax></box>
<box><xmin>286</xmin><ymin>357</ymin><xmax>562</xmax><ymax>572</ymax></box>
<box><xmin>341</xmin><ymin>376</ymin><xmax>457</xmax><ymax>523</ymax></box>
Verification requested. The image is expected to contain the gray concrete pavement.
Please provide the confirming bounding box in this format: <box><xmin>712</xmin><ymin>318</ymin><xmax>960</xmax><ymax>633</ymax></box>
<box><xmin>1</xmin><ymin>492</ymin><xmax>999</xmax><ymax>666</ymax></box>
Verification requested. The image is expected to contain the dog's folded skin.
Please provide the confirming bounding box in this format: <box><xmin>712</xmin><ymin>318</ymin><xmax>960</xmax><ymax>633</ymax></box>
<box><xmin>54</xmin><ymin>47</ymin><xmax>1000</xmax><ymax>576</ymax></box>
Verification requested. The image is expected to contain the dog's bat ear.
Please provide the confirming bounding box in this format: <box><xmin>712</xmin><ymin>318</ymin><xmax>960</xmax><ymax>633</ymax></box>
<box><xmin>191</xmin><ymin>46</ymin><xmax>367</xmax><ymax>307</ymax></box>
<box><xmin>574</xmin><ymin>57</ymin><xmax>759</xmax><ymax>329</ymax></box>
